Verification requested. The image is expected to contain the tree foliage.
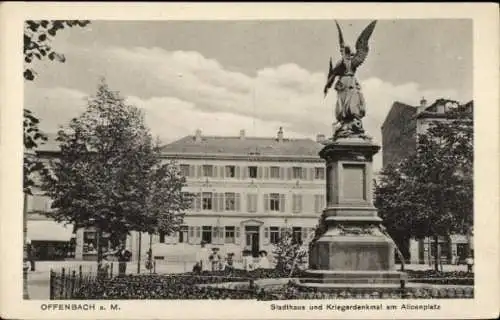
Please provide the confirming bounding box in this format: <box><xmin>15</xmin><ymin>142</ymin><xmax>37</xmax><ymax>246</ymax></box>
<box><xmin>272</xmin><ymin>228</ymin><xmax>308</xmax><ymax>275</ymax></box>
<box><xmin>42</xmin><ymin>80</ymin><xmax>192</xmax><ymax>244</ymax></box>
<box><xmin>375</xmin><ymin>110</ymin><xmax>473</xmax><ymax>268</ymax></box>
<box><xmin>23</xmin><ymin>20</ymin><xmax>90</xmax><ymax>193</ymax></box>
<box><xmin>24</xmin><ymin>20</ymin><xmax>90</xmax><ymax>81</ymax></box>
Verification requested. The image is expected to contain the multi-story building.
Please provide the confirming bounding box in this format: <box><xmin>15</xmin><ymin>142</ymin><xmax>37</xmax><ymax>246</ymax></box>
<box><xmin>381</xmin><ymin>98</ymin><xmax>474</xmax><ymax>265</ymax></box>
<box><xmin>26</xmin><ymin>128</ymin><xmax>328</xmax><ymax>262</ymax></box>
<box><xmin>128</xmin><ymin>128</ymin><xmax>327</xmax><ymax>261</ymax></box>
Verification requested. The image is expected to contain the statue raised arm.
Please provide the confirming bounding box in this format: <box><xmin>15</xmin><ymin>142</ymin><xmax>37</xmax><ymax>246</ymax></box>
<box><xmin>324</xmin><ymin>20</ymin><xmax>377</xmax><ymax>139</ymax></box>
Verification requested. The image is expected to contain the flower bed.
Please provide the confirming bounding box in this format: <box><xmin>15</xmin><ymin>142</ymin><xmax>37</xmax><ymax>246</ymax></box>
<box><xmin>406</xmin><ymin>270</ymin><xmax>474</xmax><ymax>286</ymax></box>
<box><xmin>68</xmin><ymin>269</ymin><xmax>474</xmax><ymax>300</ymax></box>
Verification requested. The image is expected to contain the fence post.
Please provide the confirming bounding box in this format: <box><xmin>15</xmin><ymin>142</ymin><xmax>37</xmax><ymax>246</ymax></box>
<box><xmin>71</xmin><ymin>270</ymin><xmax>76</xmax><ymax>298</ymax></box>
<box><xmin>110</xmin><ymin>262</ymin><xmax>113</xmax><ymax>278</ymax></box>
<box><xmin>60</xmin><ymin>268</ymin><xmax>66</xmax><ymax>299</ymax></box>
<box><xmin>49</xmin><ymin>269</ymin><xmax>54</xmax><ymax>300</ymax></box>
<box><xmin>153</xmin><ymin>260</ymin><xmax>156</xmax><ymax>274</ymax></box>
<box><xmin>400</xmin><ymin>279</ymin><xmax>406</xmax><ymax>298</ymax></box>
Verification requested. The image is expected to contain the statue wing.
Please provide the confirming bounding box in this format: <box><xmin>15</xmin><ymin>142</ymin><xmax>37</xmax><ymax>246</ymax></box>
<box><xmin>323</xmin><ymin>57</ymin><xmax>344</xmax><ymax>97</ymax></box>
<box><xmin>352</xmin><ymin>20</ymin><xmax>377</xmax><ymax>68</ymax></box>
<box><xmin>335</xmin><ymin>20</ymin><xmax>346</xmax><ymax>55</ymax></box>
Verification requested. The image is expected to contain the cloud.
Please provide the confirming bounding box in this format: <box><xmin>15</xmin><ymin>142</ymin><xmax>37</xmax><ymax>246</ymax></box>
<box><xmin>28</xmin><ymin>45</ymin><xmax>462</xmax><ymax>172</ymax></box>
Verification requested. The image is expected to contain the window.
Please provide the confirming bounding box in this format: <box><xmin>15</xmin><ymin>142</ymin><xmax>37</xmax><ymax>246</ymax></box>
<box><xmin>270</xmin><ymin>193</ymin><xmax>280</xmax><ymax>211</ymax></box>
<box><xmin>83</xmin><ymin>230</ymin><xmax>97</xmax><ymax>254</ymax></box>
<box><xmin>180</xmin><ymin>164</ymin><xmax>190</xmax><ymax>177</ymax></box>
<box><xmin>225</xmin><ymin>192</ymin><xmax>236</xmax><ymax>211</ymax></box>
<box><xmin>292</xmin><ymin>167</ymin><xmax>302</xmax><ymax>179</ymax></box>
<box><xmin>178</xmin><ymin>226</ymin><xmax>188</xmax><ymax>243</ymax></box>
<box><xmin>314</xmin><ymin>194</ymin><xmax>325</xmax><ymax>213</ymax></box>
<box><xmin>315</xmin><ymin>167</ymin><xmax>325</xmax><ymax>179</ymax></box>
<box><xmin>270</xmin><ymin>166</ymin><xmax>280</xmax><ymax>179</ymax></box>
<box><xmin>225</xmin><ymin>226</ymin><xmax>235</xmax><ymax>244</ymax></box>
<box><xmin>225</xmin><ymin>165</ymin><xmax>236</xmax><ymax>178</ymax></box>
<box><xmin>292</xmin><ymin>227</ymin><xmax>302</xmax><ymax>245</ymax></box>
<box><xmin>202</xmin><ymin>226</ymin><xmax>212</xmax><ymax>244</ymax></box>
<box><xmin>248</xmin><ymin>166</ymin><xmax>258</xmax><ymax>179</ymax></box>
<box><xmin>270</xmin><ymin>227</ymin><xmax>280</xmax><ymax>244</ymax></box>
<box><xmin>202</xmin><ymin>165</ymin><xmax>213</xmax><ymax>177</ymax></box>
<box><xmin>159</xmin><ymin>231</ymin><xmax>166</xmax><ymax>243</ymax></box>
<box><xmin>202</xmin><ymin>192</ymin><xmax>213</xmax><ymax>210</ymax></box>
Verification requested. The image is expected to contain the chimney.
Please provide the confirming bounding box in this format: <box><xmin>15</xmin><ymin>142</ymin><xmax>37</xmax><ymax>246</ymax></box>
<box><xmin>195</xmin><ymin>129</ymin><xmax>202</xmax><ymax>142</ymax></box>
<box><xmin>418</xmin><ymin>97</ymin><xmax>427</xmax><ymax>114</ymax></box>
<box><xmin>277</xmin><ymin>127</ymin><xmax>284</xmax><ymax>142</ymax></box>
<box><xmin>316</xmin><ymin>134</ymin><xmax>325</xmax><ymax>143</ymax></box>
<box><xmin>239</xmin><ymin>129</ymin><xmax>245</xmax><ymax>140</ymax></box>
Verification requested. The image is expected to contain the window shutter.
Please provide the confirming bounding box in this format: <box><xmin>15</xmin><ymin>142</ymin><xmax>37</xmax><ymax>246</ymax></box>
<box><xmin>235</xmin><ymin>227</ymin><xmax>241</xmax><ymax>244</ymax></box>
<box><xmin>197</xmin><ymin>165</ymin><xmax>202</xmax><ymax>177</ymax></box>
<box><xmin>264</xmin><ymin>194</ymin><xmax>269</xmax><ymax>212</ymax></box>
<box><xmin>243</xmin><ymin>166</ymin><xmax>248</xmax><ymax>179</ymax></box>
<box><xmin>301</xmin><ymin>168</ymin><xmax>307</xmax><ymax>180</ymax></box>
<box><xmin>287</xmin><ymin>167</ymin><xmax>292</xmax><ymax>180</ymax></box>
<box><xmin>235</xmin><ymin>193</ymin><xmax>241</xmax><ymax>211</ymax></box>
<box><xmin>320</xmin><ymin>195</ymin><xmax>325</xmax><ymax>209</ymax></box>
<box><xmin>247</xmin><ymin>194</ymin><xmax>252</xmax><ymax>212</ymax></box>
<box><xmin>264</xmin><ymin>167</ymin><xmax>269</xmax><ymax>179</ymax></box>
<box><xmin>263</xmin><ymin>227</ymin><xmax>269</xmax><ymax>245</ymax></box>
<box><xmin>188</xmin><ymin>227</ymin><xmax>194</xmax><ymax>244</ymax></box>
<box><xmin>196</xmin><ymin>227</ymin><xmax>201</xmax><ymax>239</ymax></box>
<box><xmin>309</xmin><ymin>168</ymin><xmax>315</xmax><ymax>181</ymax></box>
<box><xmin>220</xmin><ymin>166</ymin><xmax>225</xmax><ymax>179</ymax></box>
<box><xmin>213</xmin><ymin>166</ymin><xmax>218</xmax><ymax>178</ymax></box>
<box><xmin>298</xmin><ymin>194</ymin><xmax>303</xmax><ymax>213</ymax></box>
<box><xmin>253</xmin><ymin>194</ymin><xmax>258</xmax><ymax>213</ymax></box>
<box><xmin>292</xmin><ymin>194</ymin><xmax>297</xmax><ymax>213</ymax></box>
<box><xmin>195</xmin><ymin>193</ymin><xmax>201</xmax><ymax>211</ymax></box>
<box><xmin>301</xmin><ymin>228</ymin><xmax>307</xmax><ymax>242</ymax></box>
<box><xmin>220</xmin><ymin>193</ymin><xmax>225</xmax><ymax>212</ymax></box>
<box><xmin>236</xmin><ymin>166</ymin><xmax>241</xmax><ymax>179</ymax></box>
<box><xmin>257</xmin><ymin>167</ymin><xmax>262</xmax><ymax>179</ymax></box>
<box><xmin>189</xmin><ymin>165</ymin><xmax>195</xmax><ymax>177</ymax></box>
<box><xmin>280</xmin><ymin>194</ymin><xmax>286</xmax><ymax>212</ymax></box>
<box><xmin>314</xmin><ymin>195</ymin><xmax>319</xmax><ymax>213</ymax></box>
<box><xmin>280</xmin><ymin>167</ymin><xmax>285</xmax><ymax>180</ymax></box>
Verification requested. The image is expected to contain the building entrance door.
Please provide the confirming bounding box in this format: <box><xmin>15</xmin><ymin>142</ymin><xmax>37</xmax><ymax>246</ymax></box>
<box><xmin>245</xmin><ymin>226</ymin><xmax>260</xmax><ymax>257</ymax></box>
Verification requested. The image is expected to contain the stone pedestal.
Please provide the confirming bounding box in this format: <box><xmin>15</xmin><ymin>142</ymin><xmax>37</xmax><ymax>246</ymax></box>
<box><xmin>299</xmin><ymin>137</ymin><xmax>405</xmax><ymax>289</ymax></box>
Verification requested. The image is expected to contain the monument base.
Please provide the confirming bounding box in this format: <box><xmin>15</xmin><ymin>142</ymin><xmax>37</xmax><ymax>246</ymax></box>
<box><xmin>297</xmin><ymin>136</ymin><xmax>407</xmax><ymax>290</ymax></box>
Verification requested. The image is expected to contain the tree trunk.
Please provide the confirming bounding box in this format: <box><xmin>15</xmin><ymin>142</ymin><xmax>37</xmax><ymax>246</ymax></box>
<box><xmin>433</xmin><ymin>235</ymin><xmax>439</xmax><ymax>272</ymax></box>
<box><xmin>137</xmin><ymin>232</ymin><xmax>142</xmax><ymax>274</ymax></box>
<box><xmin>23</xmin><ymin>193</ymin><xmax>30</xmax><ymax>299</ymax></box>
<box><xmin>96</xmin><ymin>228</ymin><xmax>103</xmax><ymax>272</ymax></box>
<box><xmin>148</xmin><ymin>233</ymin><xmax>153</xmax><ymax>273</ymax></box>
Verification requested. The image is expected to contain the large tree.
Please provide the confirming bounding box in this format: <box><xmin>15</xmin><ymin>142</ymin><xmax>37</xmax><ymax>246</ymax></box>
<box><xmin>375</xmin><ymin>109</ymin><xmax>473</xmax><ymax>271</ymax></box>
<box><xmin>42</xmin><ymin>81</ymin><xmax>192</xmax><ymax>268</ymax></box>
<box><xmin>23</xmin><ymin>20</ymin><xmax>90</xmax><ymax>298</ymax></box>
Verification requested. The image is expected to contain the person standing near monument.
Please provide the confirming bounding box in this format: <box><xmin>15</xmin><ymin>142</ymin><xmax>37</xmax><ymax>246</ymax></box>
<box><xmin>116</xmin><ymin>244</ymin><xmax>131</xmax><ymax>276</ymax></box>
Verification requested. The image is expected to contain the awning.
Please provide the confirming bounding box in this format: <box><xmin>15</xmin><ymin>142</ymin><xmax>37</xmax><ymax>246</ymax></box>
<box><xmin>28</xmin><ymin>220</ymin><xmax>74</xmax><ymax>242</ymax></box>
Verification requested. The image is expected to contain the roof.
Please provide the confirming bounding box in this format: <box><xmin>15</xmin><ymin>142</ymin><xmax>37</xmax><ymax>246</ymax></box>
<box><xmin>381</xmin><ymin>101</ymin><xmax>416</xmax><ymax>130</ymax></box>
<box><xmin>160</xmin><ymin>135</ymin><xmax>324</xmax><ymax>158</ymax></box>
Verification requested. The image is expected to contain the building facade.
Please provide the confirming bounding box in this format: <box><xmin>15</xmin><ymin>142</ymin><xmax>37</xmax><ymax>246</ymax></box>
<box><xmin>381</xmin><ymin>98</ymin><xmax>474</xmax><ymax>265</ymax></box>
<box><xmin>26</xmin><ymin>129</ymin><xmax>328</xmax><ymax>262</ymax></box>
<box><xmin>128</xmin><ymin>129</ymin><xmax>327</xmax><ymax>262</ymax></box>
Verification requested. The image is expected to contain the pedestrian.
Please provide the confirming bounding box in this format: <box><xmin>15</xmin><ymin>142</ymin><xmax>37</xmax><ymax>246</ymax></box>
<box><xmin>116</xmin><ymin>244</ymin><xmax>132</xmax><ymax>276</ymax></box>
<box><xmin>196</xmin><ymin>241</ymin><xmax>211</xmax><ymax>272</ymax></box>
<box><xmin>27</xmin><ymin>240</ymin><xmax>36</xmax><ymax>272</ymax></box>
<box><xmin>257</xmin><ymin>250</ymin><xmax>270</xmax><ymax>269</ymax></box>
<box><xmin>465</xmin><ymin>254</ymin><xmax>474</xmax><ymax>273</ymax></box>
<box><xmin>210</xmin><ymin>248</ymin><xmax>222</xmax><ymax>271</ymax></box>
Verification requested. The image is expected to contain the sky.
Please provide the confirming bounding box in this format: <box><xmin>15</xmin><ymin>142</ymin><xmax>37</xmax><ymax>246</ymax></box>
<box><xmin>25</xmin><ymin>19</ymin><xmax>473</xmax><ymax>172</ymax></box>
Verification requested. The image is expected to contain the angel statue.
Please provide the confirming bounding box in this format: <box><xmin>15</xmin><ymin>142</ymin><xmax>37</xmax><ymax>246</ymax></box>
<box><xmin>324</xmin><ymin>20</ymin><xmax>377</xmax><ymax>139</ymax></box>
